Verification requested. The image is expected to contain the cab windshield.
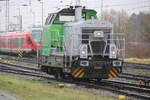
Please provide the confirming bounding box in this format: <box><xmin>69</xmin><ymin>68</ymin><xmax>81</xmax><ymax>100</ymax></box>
<box><xmin>45</xmin><ymin>9</ymin><xmax>97</xmax><ymax>25</ymax></box>
<box><xmin>54</xmin><ymin>12</ymin><xmax>76</xmax><ymax>24</ymax></box>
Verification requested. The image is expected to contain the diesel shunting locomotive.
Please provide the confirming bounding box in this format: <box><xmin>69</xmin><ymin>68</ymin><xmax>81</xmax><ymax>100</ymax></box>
<box><xmin>38</xmin><ymin>6</ymin><xmax>125</xmax><ymax>80</ymax></box>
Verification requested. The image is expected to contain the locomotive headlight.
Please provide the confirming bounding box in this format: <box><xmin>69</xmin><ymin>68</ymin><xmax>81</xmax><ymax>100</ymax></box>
<box><xmin>97</xmin><ymin>32</ymin><xmax>101</xmax><ymax>36</ymax></box>
<box><xmin>112</xmin><ymin>51</ymin><xmax>116</xmax><ymax>55</ymax></box>
<box><xmin>80</xmin><ymin>45</ymin><xmax>88</xmax><ymax>58</ymax></box>
<box><xmin>111</xmin><ymin>46</ymin><xmax>116</xmax><ymax>55</ymax></box>
<box><xmin>94</xmin><ymin>31</ymin><xmax>104</xmax><ymax>38</ymax></box>
<box><xmin>81</xmin><ymin>51</ymin><xmax>86</xmax><ymax>54</ymax></box>
<box><xmin>109</xmin><ymin>44</ymin><xmax>117</xmax><ymax>59</ymax></box>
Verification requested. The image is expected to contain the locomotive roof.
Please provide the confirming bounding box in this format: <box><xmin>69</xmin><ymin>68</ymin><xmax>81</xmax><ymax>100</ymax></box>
<box><xmin>0</xmin><ymin>32</ymin><xmax>30</xmax><ymax>37</ymax></box>
<box><xmin>49</xmin><ymin>7</ymin><xmax>97</xmax><ymax>15</ymax></box>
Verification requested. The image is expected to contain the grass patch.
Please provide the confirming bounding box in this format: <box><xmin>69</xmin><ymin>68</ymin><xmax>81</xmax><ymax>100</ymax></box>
<box><xmin>0</xmin><ymin>74</ymin><xmax>116</xmax><ymax>100</ymax></box>
<box><xmin>125</xmin><ymin>58</ymin><xmax>150</xmax><ymax>64</ymax></box>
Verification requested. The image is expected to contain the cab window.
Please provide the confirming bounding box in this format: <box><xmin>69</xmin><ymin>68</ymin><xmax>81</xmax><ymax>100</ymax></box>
<box><xmin>27</xmin><ymin>37</ymin><xmax>32</xmax><ymax>44</ymax></box>
<box><xmin>53</xmin><ymin>12</ymin><xmax>75</xmax><ymax>24</ymax></box>
<box><xmin>45</xmin><ymin>14</ymin><xmax>54</xmax><ymax>25</ymax></box>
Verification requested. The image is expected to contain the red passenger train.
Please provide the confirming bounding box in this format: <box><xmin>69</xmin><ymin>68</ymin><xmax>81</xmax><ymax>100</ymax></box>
<box><xmin>0</xmin><ymin>32</ymin><xmax>40</xmax><ymax>54</ymax></box>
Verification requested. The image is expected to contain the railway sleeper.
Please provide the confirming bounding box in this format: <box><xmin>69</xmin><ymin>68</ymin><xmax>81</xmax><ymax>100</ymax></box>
<box><xmin>138</xmin><ymin>80</ymin><xmax>150</xmax><ymax>86</ymax></box>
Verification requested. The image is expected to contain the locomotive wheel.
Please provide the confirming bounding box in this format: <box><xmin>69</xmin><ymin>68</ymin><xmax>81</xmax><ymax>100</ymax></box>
<box><xmin>54</xmin><ymin>73</ymin><xmax>64</xmax><ymax>79</ymax></box>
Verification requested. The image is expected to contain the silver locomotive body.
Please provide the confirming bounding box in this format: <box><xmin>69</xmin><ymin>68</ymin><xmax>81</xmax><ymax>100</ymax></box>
<box><xmin>63</xmin><ymin>20</ymin><xmax>125</xmax><ymax>79</ymax></box>
<box><xmin>39</xmin><ymin>6</ymin><xmax>125</xmax><ymax>79</ymax></box>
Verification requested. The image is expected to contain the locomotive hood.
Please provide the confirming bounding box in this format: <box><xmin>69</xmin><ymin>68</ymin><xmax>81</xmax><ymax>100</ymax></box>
<box><xmin>64</xmin><ymin>20</ymin><xmax>113</xmax><ymax>28</ymax></box>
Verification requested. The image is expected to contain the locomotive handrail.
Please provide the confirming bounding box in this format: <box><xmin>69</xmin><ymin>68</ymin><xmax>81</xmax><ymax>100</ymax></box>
<box><xmin>65</xmin><ymin>32</ymin><xmax>125</xmax><ymax>59</ymax></box>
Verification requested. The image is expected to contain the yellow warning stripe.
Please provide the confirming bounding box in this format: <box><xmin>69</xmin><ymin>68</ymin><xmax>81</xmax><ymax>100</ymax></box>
<box><xmin>74</xmin><ymin>68</ymin><xmax>84</xmax><ymax>78</ymax></box>
<box><xmin>109</xmin><ymin>70</ymin><xmax>117</xmax><ymax>78</ymax></box>
<box><xmin>18</xmin><ymin>54</ymin><xmax>21</xmax><ymax>56</ymax></box>
<box><xmin>18</xmin><ymin>54</ymin><xmax>23</xmax><ymax>57</ymax></box>
<box><xmin>112</xmin><ymin>68</ymin><xmax>119</xmax><ymax>76</ymax></box>
<box><xmin>18</xmin><ymin>50</ymin><xmax>23</xmax><ymax>58</ymax></box>
<box><xmin>108</xmin><ymin>67</ymin><xmax>121</xmax><ymax>78</ymax></box>
<box><xmin>78</xmin><ymin>72</ymin><xmax>85</xmax><ymax>78</ymax></box>
<box><xmin>108</xmin><ymin>74</ymin><xmax>113</xmax><ymax>78</ymax></box>
<box><xmin>19</xmin><ymin>55</ymin><xmax>22</xmax><ymax>57</ymax></box>
<box><xmin>18</xmin><ymin>53</ymin><xmax>23</xmax><ymax>56</ymax></box>
<box><xmin>18</xmin><ymin>53</ymin><xmax>23</xmax><ymax>55</ymax></box>
<box><xmin>72</xmin><ymin>67</ymin><xmax>80</xmax><ymax>76</ymax></box>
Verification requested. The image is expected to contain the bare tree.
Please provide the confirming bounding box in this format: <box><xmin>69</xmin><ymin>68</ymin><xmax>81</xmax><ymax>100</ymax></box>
<box><xmin>102</xmin><ymin>9</ymin><xmax>129</xmax><ymax>33</ymax></box>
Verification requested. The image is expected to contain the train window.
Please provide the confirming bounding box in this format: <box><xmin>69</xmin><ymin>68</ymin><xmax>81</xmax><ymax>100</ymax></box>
<box><xmin>53</xmin><ymin>12</ymin><xmax>75</xmax><ymax>24</ymax></box>
<box><xmin>45</xmin><ymin>14</ymin><xmax>54</xmax><ymax>25</ymax></box>
<box><xmin>2</xmin><ymin>38</ymin><xmax>5</xmax><ymax>47</ymax></box>
<box><xmin>4</xmin><ymin>38</ymin><xmax>7</xmax><ymax>48</ymax></box>
<box><xmin>10</xmin><ymin>38</ymin><xmax>13</xmax><ymax>48</ymax></box>
<box><xmin>27</xmin><ymin>37</ymin><xmax>32</xmax><ymax>44</ymax></box>
<box><xmin>11</xmin><ymin>38</ymin><xmax>14</xmax><ymax>48</ymax></box>
<box><xmin>59</xmin><ymin>15</ymin><xmax>75</xmax><ymax>22</ymax></box>
<box><xmin>53</xmin><ymin>11</ymin><xmax>86</xmax><ymax>24</ymax></box>
<box><xmin>20</xmin><ymin>38</ymin><xmax>24</xmax><ymax>48</ymax></box>
<box><xmin>0</xmin><ymin>38</ymin><xmax>1</xmax><ymax>47</ymax></box>
<box><xmin>31</xmin><ymin>29</ymin><xmax>42</xmax><ymax>42</ymax></box>
<box><xmin>0</xmin><ymin>38</ymin><xmax>3</xmax><ymax>47</ymax></box>
<box><xmin>45</xmin><ymin>15</ymin><xmax>50</xmax><ymax>25</ymax></box>
<box><xmin>0</xmin><ymin>38</ymin><xmax>2</xmax><ymax>47</ymax></box>
<box><xmin>13</xmin><ymin>38</ymin><xmax>19</xmax><ymax>48</ymax></box>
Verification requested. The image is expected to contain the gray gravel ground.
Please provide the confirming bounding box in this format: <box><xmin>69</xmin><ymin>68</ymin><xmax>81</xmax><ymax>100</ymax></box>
<box><xmin>0</xmin><ymin>90</ymin><xmax>22</xmax><ymax>100</ymax></box>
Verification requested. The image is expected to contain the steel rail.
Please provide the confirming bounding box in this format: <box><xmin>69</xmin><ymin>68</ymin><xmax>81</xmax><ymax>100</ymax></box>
<box><xmin>124</xmin><ymin>62</ymin><xmax>150</xmax><ymax>70</ymax></box>
<box><xmin>120</xmin><ymin>73</ymin><xmax>150</xmax><ymax>82</ymax></box>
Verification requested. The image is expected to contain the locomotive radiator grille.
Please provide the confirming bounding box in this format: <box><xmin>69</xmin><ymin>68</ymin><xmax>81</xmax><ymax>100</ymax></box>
<box><xmin>90</xmin><ymin>41</ymin><xmax>106</xmax><ymax>54</ymax></box>
<box><xmin>82</xmin><ymin>28</ymin><xmax>111</xmax><ymax>55</ymax></box>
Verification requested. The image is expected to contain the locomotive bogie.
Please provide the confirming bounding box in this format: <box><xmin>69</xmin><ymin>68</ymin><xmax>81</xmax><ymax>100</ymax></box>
<box><xmin>39</xmin><ymin>57</ymin><xmax>122</xmax><ymax>79</ymax></box>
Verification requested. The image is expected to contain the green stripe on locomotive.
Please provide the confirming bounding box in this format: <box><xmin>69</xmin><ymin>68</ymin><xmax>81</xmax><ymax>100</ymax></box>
<box><xmin>41</xmin><ymin>8</ymin><xmax>97</xmax><ymax>56</ymax></box>
<box><xmin>42</xmin><ymin>24</ymin><xmax>64</xmax><ymax>56</ymax></box>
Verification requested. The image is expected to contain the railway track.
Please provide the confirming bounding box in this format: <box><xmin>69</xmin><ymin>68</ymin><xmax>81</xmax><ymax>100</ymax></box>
<box><xmin>100</xmin><ymin>80</ymin><xmax>150</xmax><ymax>100</ymax></box>
<box><xmin>1</xmin><ymin>55</ymin><xmax>150</xmax><ymax>70</ymax></box>
<box><xmin>124</xmin><ymin>62</ymin><xmax>150</xmax><ymax>70</ymax></box>
<box><xmin>120</xmin><ymin>73</ymin><xmax>150</xmax><ymax>86</ymax></box>
<box><xmin>0</xmin><ymin>54</ymin><xmax>37</xmax><ymax>64</ymax></box>
<box><xmin>120</xmin><ymin>73</ymin><xmax>150</xmax><ymax>82</ymax></box>
<box><xmin>0</xmin><ymin>63</ymin><xmax>47</xmax><ymax>78</ymax></box>
<box><xmin>0</xmin><ymin>60</ymin><xmax>38</xmax><ymax>71</ymax></box>
<box><xmin>0</xmin><ymin>62</ymin><xmax>150</xmax><ymax>100</ymax></box>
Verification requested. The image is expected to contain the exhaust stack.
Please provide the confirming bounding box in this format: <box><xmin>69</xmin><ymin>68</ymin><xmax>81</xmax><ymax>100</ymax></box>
<box><xmin>75</xmin><ymin>0</ymin><xmax>82</xmax><ymax>22</ymax></box>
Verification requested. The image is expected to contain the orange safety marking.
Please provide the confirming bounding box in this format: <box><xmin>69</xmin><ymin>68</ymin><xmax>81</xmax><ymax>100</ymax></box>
<box><xmin>112</xmin><ymin>68</ymin><xmax>119</xmax><ymax>76</ymax></box>
<box><xmin>109</xmin><ymin>70</ymin><xmax>117</xmax><ymax>78</ymax></box>
<box><xmin>108</xmin><ymin>74</ymin><xmax>113</xmax><ymax>78</ymax></box>
<box><xmin>71</xmin><ymin>67</ymin><xmax>81</xmax><ymax>76</ymax></box>
<box><xmin>74</xmin><ymin>68</ymin><xmax>84</xmax><ymax>78</ymax></box>
<box><xmin>78</xmin><ymin>72</ymin><xmax>85</xmax><ymax>78</ymax></box>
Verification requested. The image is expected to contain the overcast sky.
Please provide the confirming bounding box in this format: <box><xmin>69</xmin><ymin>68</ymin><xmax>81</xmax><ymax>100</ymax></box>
<box><xmin>0</xmin><ymin>0</ymin><xmax>149</xmax><ymax>31</ymax></box>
